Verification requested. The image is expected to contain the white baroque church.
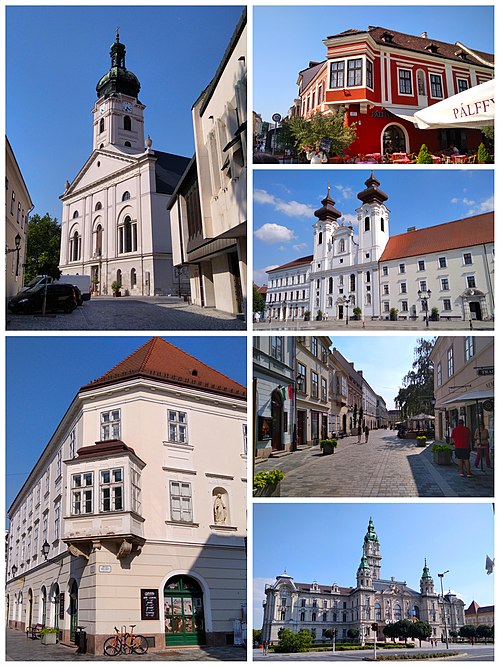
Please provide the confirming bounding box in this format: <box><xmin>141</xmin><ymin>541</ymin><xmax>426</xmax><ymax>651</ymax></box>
<box><xmin>261</xmin><ymin>518</ymin><xmax>465</xmax><ymax>644</ymax></box>
<box><xmin>59</xmin><ymin>33</ymin><xmax>190</xmax><ymax>296</ymax></box>
<box><xmin>264</xmin><ymin>174</ymin><xmax>494</xmax><ymax>323</ymax></box>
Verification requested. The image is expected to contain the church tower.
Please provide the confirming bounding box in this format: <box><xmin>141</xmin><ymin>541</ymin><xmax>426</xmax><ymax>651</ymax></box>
<box><xmin>356</xmin><ymin>172</ymin><xmax>390</xmax><ymax>263</ymax></box>
<box><xmin>312</xmin><ymin>186</ymin><xmax>342</xmax><ymax>272</ymax></box>
<box><xmin>362</xmin><ymin>517</ymin><xmax>382</xmax><ymax>580</ymax></box>
<box><xmin>92</xmin><ymin>31</ymin><xmax>145</xmax><ymax>152</ymax></box>
<box><xmin>420</xmin><ymin>559</ymin><xmax>435</xmax><ymax>595</ymax></box>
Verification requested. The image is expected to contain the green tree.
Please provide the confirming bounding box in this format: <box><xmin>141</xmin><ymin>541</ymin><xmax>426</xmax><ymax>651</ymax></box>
<box><xmin>253</xmin><ymin>629</ymin><xmax>263</xmax><ymax>645</ymax></box>
<box><xmin>347</xmin><ymin>628</ymin><xmax>359</xmax><ymax>641</ymax></box>
<box><xmin>395</xmin><ymin>338</ymin><xmax>435</xmax><ymax>420</ymax></box>
<box><xmin>417</xmin><ymin>144</ymin><xmax>434</xmax><ymax>164</ymax></box>
<box><xmin>287</xmin><ymin>109</ymin><xmax>356</xmax><ymax>158</ymax></box>
<box><xmin>476</xmin><ymin>625</ymin><xmax>492</xmax><ymax>643</ymax></box>
<box><xmin>459</xmin><ymin>625</ymin><xmax>477</xmax><ymax>644</ymax></box>
<box><xmin>276</xmin><ymin>628</ymin><xmax>313</xmax><ymax>653</ymax></box>
<box><xmin>275</xmin><ymin>119</ymin><xmax>296</xmax><ymax>154</ymax></box>
<box><xmin>410</xmin><ymin>621</ymin><xmax>433</xmax><ymax>647</ymax></box>
<box><xmin>25</xmin><ymin>213</ymin><xmax>62</xmax><ymax>283</ymax></box>
<box><xmin>253</xmin><ymin>284</ymin><xmax>265</xmax><ymax>314</ymax></box>
<box><xmin>383</xmin><ymin>622</ymin><xmax>400</xmax><ymax>642</ymax></box>
<box><xmin>477</xmin><ymin>142</ymin><xmax>490</xmax><ymax>164</ymax></box>
<box><xmin>393</xmin><ymin>619</ymin><xmax>415</xmax><ymax>644</ymax></box>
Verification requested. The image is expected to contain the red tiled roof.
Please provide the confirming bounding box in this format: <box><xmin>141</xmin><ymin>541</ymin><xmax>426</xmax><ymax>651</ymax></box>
<box><xmin>82</xmin><ymin>337</ymin><xmax>246</xmax><ymax>399</ymax></box>
<box><xmin>258</xmin><ymin>285</ymin><xmax>268</xmax><ymax>295</ymax></box>
<box><xmin>267</xmin><ymin>255</ymin><xmax>313</xmax><ymax>273</ymax></box>
<box><xmin>326</xmin><ymin>26</ymin><xmax>494</xmax><ymax>67</ymax></box>
<box><xmin>379</xmin><ymin>212</ymin><xmax>494</xmax><ymax>262</ymax></box>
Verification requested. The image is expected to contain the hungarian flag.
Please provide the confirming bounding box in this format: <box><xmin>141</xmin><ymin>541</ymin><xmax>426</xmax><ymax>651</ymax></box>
<box><xmin>288</xmin><ymin>385</ymin><xmax>294</xmax><ymax>399</ymax></box>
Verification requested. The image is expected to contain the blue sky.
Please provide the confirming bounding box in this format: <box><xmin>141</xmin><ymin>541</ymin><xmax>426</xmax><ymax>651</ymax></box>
<box><xmin>5</xmin><ymin>336</ymin><xmax>246</xmax><ymax>511</ymax></box>
<box><xmin>254</xmin><ymin>5</ymin><xmax>494</xmax><ymax>121</ymax></box>
<box><xmin>253</xmin><ymin>503</ymin><xmax>495</xmax><ymax>628</ymax></box>
<box><xmin>6</xmin><ymin>5</ymin><xmax>244</xmax><ymax>221</ymax></box>
<box><xmin>253</xmin><ymin>169</ymin><xmax>494</xmax><ymax>285</ymax></box>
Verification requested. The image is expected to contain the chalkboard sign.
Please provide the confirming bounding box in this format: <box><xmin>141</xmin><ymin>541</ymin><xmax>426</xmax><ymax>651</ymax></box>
<box><xmin>141</xmin><ymin>589</ymin><xmax>159</xmax><ymax>620</ymax></box>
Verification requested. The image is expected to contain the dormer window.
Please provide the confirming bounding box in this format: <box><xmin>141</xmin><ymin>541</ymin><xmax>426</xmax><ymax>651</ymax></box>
<box><xmin>425</xmin><ymin>43</ymin><xmax>439</xmax><ymax>54</ymax></box>
<box><xmin>381</xmin><ymin>32</ymin><xmax>394</xmax><ymax>43</ymax></box>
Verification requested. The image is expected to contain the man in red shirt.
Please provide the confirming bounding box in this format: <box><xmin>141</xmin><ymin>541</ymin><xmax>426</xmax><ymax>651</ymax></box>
<box><xmin>451</xmin><ymin>419</ymin><xmax>473</xmax><ymax>477</ymax></box>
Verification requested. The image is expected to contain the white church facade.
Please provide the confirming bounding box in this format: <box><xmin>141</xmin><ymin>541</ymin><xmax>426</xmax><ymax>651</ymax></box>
<box><xmin>59</xmin><ymin>33</ymin><xmax>190</xmax><ymax>297</ymax></box>
<box><xmin>261</xmin><ymin>518</ymin><xmax>465</xmax><ymax>645</ymax></box>
<box><xmin>264</xmin><ymin>174</ymin><xmax>494</xmax><ymax>324</ymax></box>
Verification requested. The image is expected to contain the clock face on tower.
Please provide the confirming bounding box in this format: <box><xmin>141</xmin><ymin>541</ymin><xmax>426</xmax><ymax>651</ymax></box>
<box><xmin>99</xmin><ymin>104</ymin><xmax>106</xmax><ymax>115</ymax></box>
<box><xmin>122</xmin><ymin>102</ymin><xmax>132</xmax><ymax>112</ymax></box>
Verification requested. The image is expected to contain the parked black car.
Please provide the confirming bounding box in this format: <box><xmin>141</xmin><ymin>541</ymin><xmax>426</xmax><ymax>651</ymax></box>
<box><xmin>72</xmin><ymin>285</ymin><xmax>83</xmax><ymax>306</ymax></box>
<box><xmin>8</xmin><ymin>283</ymin><xmax>78</xmax><ymax>314</ymax></box>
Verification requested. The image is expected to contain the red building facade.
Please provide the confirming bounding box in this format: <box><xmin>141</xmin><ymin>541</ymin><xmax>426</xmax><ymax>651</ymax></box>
<box><xmin>294</xmin><ymin>26</ymin><xmax>493</xmax><ymax>156</ymax></box>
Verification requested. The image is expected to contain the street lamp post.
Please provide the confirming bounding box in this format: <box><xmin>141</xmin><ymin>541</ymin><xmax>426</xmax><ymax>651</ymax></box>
<box><xmin>438</xmin><ymin>570</ymin><xmax>450</xmax><ymax>650</ymax></box>
<box><xmin>341</xmin><ymin>295</ymin><xmax>351</xmax><ymax>325</ymax></box>
<box><xmin>418</xmin><ymin>289</ymin><xmax>432</xmax><ymax>328</ymax></box>
<box><xmin>5</xmin><ymin>233</ymin><xmax>22</xmax><ymax>280</ymax></box>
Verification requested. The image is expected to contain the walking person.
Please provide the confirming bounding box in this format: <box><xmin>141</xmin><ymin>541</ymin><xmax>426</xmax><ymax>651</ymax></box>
<box><xmin>474</xmin><ymin>421</ymin><xmax>491</xmax><ymax>468</ymax></box>
<box><xmin>364</xmin><ymin>425</ymin><xmax>370</xmax><ymax>443</ymax></box>
<box><xmin>357</xmin><ymin>424</ymin><xmax>362</xmax><ymax>443</ymax></box>
<box><xmin>263</xmin><ymin>640</ymin><xmax>268</xmax><ymax>655</ymax></box>
<box><xmin>451</xmin><ymin>419</ymin><xmax>473</xmax><ymax>477</ymax></box>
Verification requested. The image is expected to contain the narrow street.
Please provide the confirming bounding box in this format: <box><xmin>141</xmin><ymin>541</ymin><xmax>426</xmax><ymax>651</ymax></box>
<box><xmin>254</xmin><ymin>430</ymin><xmax>493</xmax><ymax>497</ymax></box>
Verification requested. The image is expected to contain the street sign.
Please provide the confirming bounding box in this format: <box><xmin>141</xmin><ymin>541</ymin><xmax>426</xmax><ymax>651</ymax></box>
<box><xmin>483</xmin><ymin>399</ymin><xmax>494</xmax><ymax>411</ymax></box>
<box><xmin>272</xmin><ymin>113</ymin><xmax>282</xmax><ymax>123</ymax></box>
<box><xmin>477</xmin><ymin>367</ymin><xmax>494</xmax><ymax>375</ymax></box>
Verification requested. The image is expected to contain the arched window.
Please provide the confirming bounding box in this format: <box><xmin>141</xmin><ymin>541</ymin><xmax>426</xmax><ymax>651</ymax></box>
<box><xmin>118</xmin><ymin>215</ymin><xmax>137</xmax><ymax>253</ymax></box>
<box><xmin>318</xmin><ymin>231</ymin><xmax>323</xmax><ymax>245</ymax></box>
<box><xmin>328</xmin><ymin>277</ymin><xmax>333</xmax><ymax>293</ymax></box>
<box><xmin>364</xmin><ymin>216</ymin><xmax>370</xmax><ymax>231</ymax></box>
<box><xmin>40</xmin><ymin>586</ymin><xmax>47</xmax><ymax>625</ymax></box>
<box><xmin>116</xmin><ymin>269</ymin><xmax>122</xmax><ymax>286</ymax></box>
<box><xmin>124</xmin><ymin>141</ymin><xmax>131</xmax><ymax>147</ymax></box>
<box><xmin>130</xmin><ymin>268</ymin><xmax>137</xmax><ymax>287</ymax></box>
<box><xmin>366</xmin><ymin>271</ymin><xmax>370</xmax><ymax>283</ymax></box>
<box><xmin>350</xmin><ymin>274</ymin><xmax>355</xmax><ymax>292</ymax></box>
<box><xmin>99</xmin><ymin>118</ymin><xmax>104</xmax><ymax>134</ymax></box>
<box><xmin>94</xmin><ymin>223</ymin><xmax>103</xmax><ymax>256</ymax></box>
<box><xmin>72</xmin><ymin>210</ymin><xmax>79</xmax><ymax>219</ymax></box>
<box><xmin>413</xmin><ymin>605</ymin><xmax>420</xmax><ymax>619</ymax></box>
<box><xmin>122</xmin><ymin>191</ymin><xmax>131</xmax><ymax>201</ymax></box>
<box><xmin>312</xmin><ymin>613</ymin><xmax>316</xmax><ymax>622</ymax></box>
<box><xmin>95</xmin><ymin>202</ymin><xmax>102</xmax><ymax>211</ymax></box>
<box><xmin>381</xmin><ymin>217</ymin><xmax>385</xmax><ymax>232</ymax></box>
<box><xmin>394</xmin><ymin>604</ymin><xmax>402</xmax><ymax>621</ymax></box>
<box><xmin>124</xmin><ymin>115</ymin><xmax>132</xmax><ymax>131</ymax></box>
<box><xmin>365</xmin><ymin>293</ymin><xmax>371</xmax><ymax>306</ymax></box>
<box><xmin>300</xmin><ymin>611</ymin><xmax>305</xmax><ymax>622</ymax></box>
<box><xmin>339</xmin><ymin>239</ymin><xmax>345</xmax><ymax>253</ymax></box>
<box><xmin>374</xmin><ymin>603</ymin><xmax>381</xmax><ymax>621</ymax></box>
<box><xmin>69</xmin><ymin>229</ymin><xmax>81</xmax><ymax>261</ymax></box>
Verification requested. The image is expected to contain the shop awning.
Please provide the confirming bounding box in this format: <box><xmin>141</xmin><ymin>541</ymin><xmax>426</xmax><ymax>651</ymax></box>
<box><xmin>413</xmin><ymin>80</ymin><xmax>494</xmax><ymax>130</ymax></box>
<box><xmin>441</xmin><ymin>389</ymin><xmax>494</xmax><ymax>406</ymax></box>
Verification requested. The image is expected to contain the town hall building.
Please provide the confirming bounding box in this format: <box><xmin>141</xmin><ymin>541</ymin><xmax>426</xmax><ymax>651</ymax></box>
<box><xmin>261</xmin><ymin>518</ymin><xmax>465</xmax><ymax>644</ymax></box>
<box><xmin>59</xmin><ymin>33</ymin><xmax>190</xmax><ymax>297</ymax></box>
<box><xmin>264</xmin><ymin>173</ymin><xmax>494</xmax><ymax>323</ymax></box>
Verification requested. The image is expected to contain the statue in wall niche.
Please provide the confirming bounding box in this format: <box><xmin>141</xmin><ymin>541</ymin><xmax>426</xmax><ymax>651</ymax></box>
<box><xmin>214</xmin><ymin>494</ymin><xmax>227</xmax><ymax>524</ymax></box>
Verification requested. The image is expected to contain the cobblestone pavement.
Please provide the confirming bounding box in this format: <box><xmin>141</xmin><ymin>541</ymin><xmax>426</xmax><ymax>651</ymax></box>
<box><xmin>253</xmin><ymin>318</ymin><xmax>493</xmax><ymax>332</ymax></box>
<box><xmin>6</xmin><ymin>629</ymin><xmax>247</xmax><ymax>661</ymax></box>
<box><xmin>254</xmin><ymin>430</ymin><xmax>494</xmax><ymax>498</ymax></box>
<box><xmin>6</xmin><ymin>297</ymin><xmax>246</xmax><ymax>331</ymax></box>
<box><xmin>253</xmin><ymin>643</ymin><xmax>494</xmax><ymax>661</ymax></box>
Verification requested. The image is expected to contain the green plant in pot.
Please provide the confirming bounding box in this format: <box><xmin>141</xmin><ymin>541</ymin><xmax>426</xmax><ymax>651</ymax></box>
<box><xmin>430</xmin><ymin>307</ymin><xmax>440</xmax><ymax>321</ymax></box>
<box><xmin>416</xmin><ymin>435</ymin><xmax>427</xmax><ymax>446</ymax></box>
<box><xmin>431</xmin><ymin>443</ymin><xmax>453</xmax><ymax>465</ymax></box>
<box><xmin>389</xmin><ymin>307</ymin><xmax>398</xmax><ymax>321</ymax></box>
<box><xmin>254</xmin><ymin>470</ymin><xmax>285</xmax><ymax>497</ymax></box>
<box><xmin>304</xmin><ymin>310</ymin><xmax>311</xmax><ymax>321</ymax></box>
<box><xmin>111</xmin><ymin>280</ymin><xmax>122</xmax><ymax>297</ymax></box>
<box><xmin>40</xmin><ymin>628</ymin><xmax>58</xmax><ymax>644</ymax></box>
<box><xmin>320</xmin><ymin>438</ymin><xmax>337</xmax><ymax>455</ymax></box>
<box><xmin>352</xmin><ymin>307</ymin><xmax>362</xmax><ymax>320</ymax></box>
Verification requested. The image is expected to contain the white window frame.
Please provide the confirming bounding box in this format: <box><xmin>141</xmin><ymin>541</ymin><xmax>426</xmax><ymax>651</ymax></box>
<box><xmin>168</xmin><ymin>409</ymin><xmax>189</xmax><ymax>444</ymax></box>
<box><xmin>466</xmin><ymin>274</ymin><xmax>476</xmax><ymax>289</ymax></box>
<box><xmin>131</xmin><ymin>468</ymin><xmax>142</xmax><ymax>514</ymax></box>
<box><xmin>457</xmin><ymin>78</ymin><xmax>469</xmax><ymax>93</ymax></box>
<box><xmin>169</xmin><ymin>481</ymin><xmax>193</xmax><ymax>523</ymax></box>
<box><xmin>464</xmin><ymin>336</ymin><xmax>475</xmax><ymax>361</ymax></box>
<box><xmin>100</xmin><ymin>409</ymin><xmax>121</xmax><ymax>441</ymax></box>
<box><xmin>463</xmin><ymin>252</ymin><xmax>473</xmax><ymax>266</ymax></box>
<box><xmin>71</xmin><ymin>472</ymin><xmax>94</xmax><ymax>515</ymax></box>
<box><xmin>100</xmin><ymin>468</ymin><xmax>124</xmax><ymax>512</ymax></box>
<box><xmin>441</xmin><ymin>278</ymin><xmax>450</xmax><ymax>291</ymax></box>
<box><xmin>438</xmin><ymin>256</ymin><xmax>447</xmax><ymax>269</ymax></box>
<box><xmin>429</xmin><ymin>73</ymin><xmax>444</xmax><ymax>99</ymax></box>
<box><xmin>443</xmin><ymin>298</ymin><xmax>452</xmax><ymax>312</ymax></box>
<box><xmin>398</xmin><ymin>68</ymin><xmax>413</xmax><ymax>96</ymax></box>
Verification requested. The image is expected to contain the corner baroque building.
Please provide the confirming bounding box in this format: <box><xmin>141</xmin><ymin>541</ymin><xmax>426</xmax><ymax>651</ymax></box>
<box><xmin>265</xmin><ymin>173</ymin><xmax>494</xmax><ymax>323</ymax></box>
<box><xmin>262</xmin><ymin>519</ymin><xmax>464</xmax><ymax>644</ymax></box>
<box><xmin>59</xmin><ymin>33</ymin><xmax>190</xmax><ymax>297</ymax></box>
<box><xmin>6</xmin><ymin>338</ymin><xmax>247</xmax><ymax>654</ymax></box>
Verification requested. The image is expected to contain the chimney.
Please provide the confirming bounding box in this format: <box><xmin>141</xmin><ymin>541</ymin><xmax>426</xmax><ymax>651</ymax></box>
<box><xmin>407</xmin><ymin>226</ymin><xmax>417</xmax><ymax>232</ymax></box>
<box><xmin>421</xmin><ymin>31</ymin><xmax>428</xmax><ymax>38</ymax></box>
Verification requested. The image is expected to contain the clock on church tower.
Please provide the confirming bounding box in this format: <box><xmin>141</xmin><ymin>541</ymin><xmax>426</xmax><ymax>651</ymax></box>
<box><xmin>93</xmin><ymin>31</ymin><xmax>145</xmax><ymax>152</ymax></box>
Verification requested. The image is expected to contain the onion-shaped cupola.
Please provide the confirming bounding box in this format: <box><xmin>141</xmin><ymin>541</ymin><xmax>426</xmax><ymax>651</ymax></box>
<box><xmin>96</xmin><ymin>31</ymin><xmax>141</xmax><ymax>100</ymax></box>
<box><xmin>314</xmin><ymin>186</ymin><xmax>342</xmax><ymax>223</ymax></box>
<box><xmin>364</xmin><ymin>517</ymin><xmax>379</xmax><ymax>544</ymax></box>
<box><xmin>357</xmin><ymin>172</ymin><xmax>389</xmax><ymax>205</ymax></box>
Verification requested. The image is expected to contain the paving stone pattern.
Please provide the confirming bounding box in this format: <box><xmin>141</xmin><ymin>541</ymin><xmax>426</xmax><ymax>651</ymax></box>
<box><xmin>254</xmin><ymin>430</ymin><xmax>494</xmax><ymax>498</ymax></box>
<box><xmin>6</xmin><ymin>297</ymin><xmax>246</xmax><ymax>331</ymax></box>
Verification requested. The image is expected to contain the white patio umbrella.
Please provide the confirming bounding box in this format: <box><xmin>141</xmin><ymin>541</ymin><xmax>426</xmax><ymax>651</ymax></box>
<box><xmin>413</xmin><ymin>79</ymin><xmax>494</xmax><ymax>130</ymax></box>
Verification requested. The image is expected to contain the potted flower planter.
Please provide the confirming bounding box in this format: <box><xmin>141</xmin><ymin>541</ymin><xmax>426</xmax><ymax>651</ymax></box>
<box><xmin>41</xmin><ymin>629</ymin><xmax>58</xmax><ymax>645</ymax></box>
<box><xmin>253</xmin><ymin>470</ymin><xmax>285</xmax><ymax>497</ymax></box>
<box><xmin>431</xmin><ymin>444</ymin><xmax>453</xmax><ymax>465</ymax></box>
<box><xmin>320</xmin><ymin>438</ymin><xmax>337</xmax><ymax>455</ymax></box>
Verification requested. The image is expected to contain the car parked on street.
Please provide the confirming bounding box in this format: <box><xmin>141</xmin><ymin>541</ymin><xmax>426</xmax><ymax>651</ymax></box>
<box><xmin>8</xmin><ymin>283</ymin><xmax>78</xmax><ymax>314</ymax></box>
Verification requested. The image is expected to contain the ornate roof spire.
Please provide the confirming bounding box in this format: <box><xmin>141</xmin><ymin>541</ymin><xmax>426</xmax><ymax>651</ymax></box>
<box><xmin>357</xmin><ymin>172</ymin><xmax>389</xmax><ymax>205</ymax></box>
<box><xmin>314</xmin><ymin>185</ymin><xmax>342</xmax><ymax>222</ymax></box>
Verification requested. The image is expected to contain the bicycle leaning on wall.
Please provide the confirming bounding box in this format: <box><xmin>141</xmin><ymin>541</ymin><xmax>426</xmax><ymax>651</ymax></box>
<box><xmin>103</xmin><ymin>625</ymin><xmax>149</xmax><ymax>656</ymax></box>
